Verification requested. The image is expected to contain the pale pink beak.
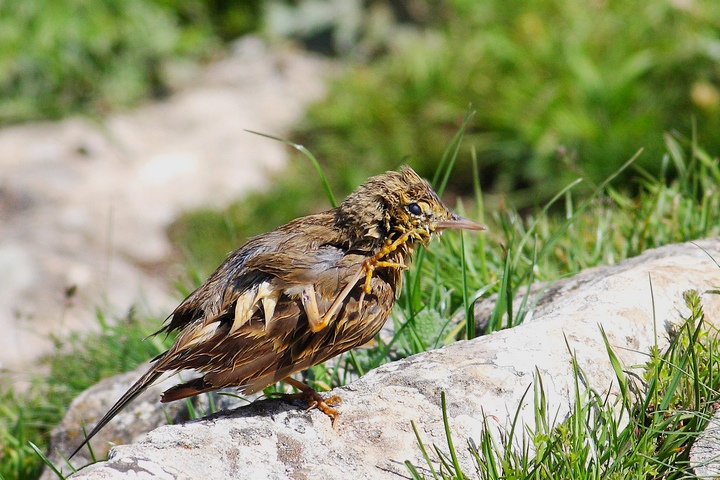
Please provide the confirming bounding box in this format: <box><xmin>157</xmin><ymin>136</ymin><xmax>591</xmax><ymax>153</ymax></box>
<box><xmin>436</xmin><ymin>213</ymin><xmax>487</xmax><ymax>231</ymax></box>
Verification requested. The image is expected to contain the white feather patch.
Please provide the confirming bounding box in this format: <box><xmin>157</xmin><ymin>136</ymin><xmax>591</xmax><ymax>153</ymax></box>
<box><xmin>183</xmin><ymin>322</ymin><xmax>220</xmax><ymax>348</ymax></box>
<box><xmin>231</xmin><ymin>285</ymin><xmax>259</xmax><ymax>334</ymax></box>
<box><xmin>230</xmin><ymin>281</ymin><xmax>282</xmax><ymax>333</ymax></box>
<box><xmin>262</xmin><ymin>291</ymin><xmax>280</xmax><ymax>326</ymax></box>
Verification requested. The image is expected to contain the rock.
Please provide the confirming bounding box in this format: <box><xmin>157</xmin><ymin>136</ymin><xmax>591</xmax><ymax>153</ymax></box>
<box><xmin>468</xmin><ymin>266</ymin><xmax>612</xmax><ymax>332</ymax></box>
<box><xmin>43</xmin><ymin>363</ymin><xmax>255</xmax><ymax>476</ymax></box>
<box><xmin>51</xmin><ymin>367</ymin><xmax>188</xmax><ymax>468</ymax></box>
<box><xmin>0</xmin><ymin>36</ymin><xmax>330</xmax><ymax>372</ymax></box>
<box><xmin>691</xmin><ymin>407</ymin><xmax>720</xmax><ymax>478</ymax></box>
<box><xmin>51</xmin><ymin>238</ymin><xmax>720</xmax><ymax>479</ymax></box>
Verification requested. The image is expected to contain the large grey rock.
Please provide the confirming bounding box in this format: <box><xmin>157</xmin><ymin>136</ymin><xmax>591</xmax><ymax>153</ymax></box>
<box><xmin>53</xmin><ymin>238</ymin><xmax>720</xmax><ymax>479</ymax></box>
<box><xmin>0</xmin><ymin>36</ymin><xmax>330</xmax><ymax>372</ymax></box>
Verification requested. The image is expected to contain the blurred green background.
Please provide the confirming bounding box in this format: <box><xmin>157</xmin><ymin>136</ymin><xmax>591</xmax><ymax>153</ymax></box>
<box><xmin>4</xmin><ymin>0</ymin><xmax>720</xmax><ymax>191</ymax></box>
<box><xmin>0</xmin><ymin>0</ymin><xmax>261</xmax><ymax>121</ymax></box>
<box><xmin>290</xmin><ymin>0</ymin><xmax>720</xmax><ymax>201</ymax></box>
<box><xmin>3</xmin><ymin>0</ymin><xmax>720</xmax><ymax>270</ymax></box>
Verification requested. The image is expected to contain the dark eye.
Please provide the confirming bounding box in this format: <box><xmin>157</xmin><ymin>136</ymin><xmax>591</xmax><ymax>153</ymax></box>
<box><xmin>407</xmin><ymin>203</ymin><xmax>422</xmax><ymax>215</ymax></box>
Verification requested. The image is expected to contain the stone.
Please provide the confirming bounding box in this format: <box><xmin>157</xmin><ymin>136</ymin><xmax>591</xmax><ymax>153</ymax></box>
<box><xmin>44</xmin><ymin>238</ymin><xmax>720</xmax><ymax>479</ymax></box>
<box><xmin>691</xmin><ymin>407</ymin><xmax>720</xmax><ymax>478</ymax></box>
<box><xmin>44</xmin><ymin>364</ymin><xmax>255</xmax><ymax>476</ymax></box>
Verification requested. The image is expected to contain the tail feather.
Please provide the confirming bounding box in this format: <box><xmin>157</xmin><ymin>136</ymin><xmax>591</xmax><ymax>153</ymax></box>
<box><xmin>160</xmin><ymin>377</ymin><xmax>212</xmax><ymax>403</ymax></box>
<box><xmin>68</xmin><ymin>369</ymin><xmax>163</xmax><ymax>460</ymax></box>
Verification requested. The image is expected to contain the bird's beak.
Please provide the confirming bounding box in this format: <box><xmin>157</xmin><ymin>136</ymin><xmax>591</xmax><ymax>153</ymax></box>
<box><xmin>436</xmin><ymin>213</ymin><xmax>487</xmax><ymax>231</ymax></box>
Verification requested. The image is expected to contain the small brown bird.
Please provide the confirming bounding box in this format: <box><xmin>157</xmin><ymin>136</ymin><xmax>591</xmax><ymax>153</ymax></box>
<box><xmin>69</xmin><ymin>166</ymin><xmax>485</xmax><ymax>458</ymax></box>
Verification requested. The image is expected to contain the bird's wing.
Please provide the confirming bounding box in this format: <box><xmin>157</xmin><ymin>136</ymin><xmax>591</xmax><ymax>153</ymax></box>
<box><xmin>157</xmin><ymin>212</ymin><xmax>343</xmax><ymax>336</ymax></box>
<box><xmin>168</xmin><ymin>245</ymin><xmax>357</xmax><ymax>348</ymax></box>
<box><xmin>156</xmin><ymin>250</ymin><xmax>373</xmax><ymax>399</ymax></box>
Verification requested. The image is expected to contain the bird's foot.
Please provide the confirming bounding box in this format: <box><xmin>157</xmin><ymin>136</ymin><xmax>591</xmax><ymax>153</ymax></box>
<box><xmin>302</xmin><ymin>392</ymin><xmax>342</xmax><ymax>427</ymax></box>
<box><xmin>361</xmin><ymin>236</ymin><xmax>413</xmax><ymax>294</ymax></box>
<box><xmin>271</xmin><ymin>377</ymin><xmax>342</xmax><ymax>427</ymax></box>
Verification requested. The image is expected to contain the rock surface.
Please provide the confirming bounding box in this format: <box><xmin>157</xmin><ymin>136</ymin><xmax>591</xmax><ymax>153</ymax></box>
<box><xmin>47</xmin><ymin>364</ymin><xmax>257</xmax><ymax>471</ymax></box>
<box><xmin>691</xmin><ymin>407</ymin><xmax>720</xmax><ymax>478</ymax></box>
<box><xmin>47</xmin><ymin>238</ymin><xmax>720</xmax><ymax>479</ymax></box>
<box><xmin>0</xmin><ymin>37</ymin><xmax>329</xmax><ymax>372</ymax></box>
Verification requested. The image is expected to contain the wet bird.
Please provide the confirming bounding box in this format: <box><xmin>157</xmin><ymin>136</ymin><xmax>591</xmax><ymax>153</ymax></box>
<box><xmin>69</xmin><ymin>166</ymin><xmax>486</xmax><ymax>458</ymax></box>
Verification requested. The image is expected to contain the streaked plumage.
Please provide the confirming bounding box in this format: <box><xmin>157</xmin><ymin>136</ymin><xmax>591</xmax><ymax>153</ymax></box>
<box><xmin>69</xmin><ymin>166</ymin><xmax>485</xmax><ymax>458</ymax></box>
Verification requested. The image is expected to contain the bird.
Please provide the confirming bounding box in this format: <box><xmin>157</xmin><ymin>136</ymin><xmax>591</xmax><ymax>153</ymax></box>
<box><xmin>69</xmin><ymin>165</ymin><xmax>486</xmax><ymax>459</ymax></box>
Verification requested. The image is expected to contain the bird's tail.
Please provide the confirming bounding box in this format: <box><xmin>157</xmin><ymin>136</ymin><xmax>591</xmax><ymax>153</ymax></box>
<box><xmin>68</xmin><ymin>367</ymin><xmax>164</xmax><ymax>460</ymax></box>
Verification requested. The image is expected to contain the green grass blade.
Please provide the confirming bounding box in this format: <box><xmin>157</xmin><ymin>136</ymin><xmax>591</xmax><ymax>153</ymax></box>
<box><xmin>470</xmin><ymin>147</ymin><xmax>488</xmax><ymax>280</ymax></box>
<box><xmin>431</xmin><ymin>108</ymin><xmax>475</xmax><ymax>193</ymax></box>
<box><xmin>245</xmin><ymin>130</ymin><xmax>337</xmax><ymax>207</ymax></box>
<box><xmin>599</xmin><ymin>325</ymin><xmax>630</xmax><ymax>408</ymax></box>
<box><xmin>409</xmin><ymin>420</ymin><xmax>440</xmax><ymax>480</ymax></box>
<box><xmin>518</xmin><ymin>149</ymin><xmax>642</xmax><ymax>286</ymax></box>
<box><xmin>29</xmin><ymin>441</ymin><xmax>68</xmax><ymax>479</ymax></box>
<box><xmin>461</xmin><ymin>231</ymin><xmax>474</xmax><ymax>339</ymax></box>
<box><xmin>404</xmin><ymin>460</ymin><xmax>425</xmax><ymax>480</ymax></box>
<box><xmin>487</xmin><ymin>246</ymin><xmax>512</xmax><ymax>332</ymax></box>
<box><xmin>440</xmin><ymin>391</ymin><xmax>465</xmax><ymax>479</ymax></box>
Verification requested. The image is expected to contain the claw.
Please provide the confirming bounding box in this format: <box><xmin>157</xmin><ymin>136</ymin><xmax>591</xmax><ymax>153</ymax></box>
<box><xmin>359</xmin><ymin>228</ymin><xmax>418</xmax><ymax>297</ymax></box>
<box><xmin>274</xmin><ymin>377</ymin><xmax>342</xmax><ymax>427</ymax></box>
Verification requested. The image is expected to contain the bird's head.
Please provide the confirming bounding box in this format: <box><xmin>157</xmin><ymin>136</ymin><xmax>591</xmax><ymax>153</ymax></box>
<box><xmin>336</xmin><ymin>166</ymin><xmax>486</xmax><ymax>251</ymax></box>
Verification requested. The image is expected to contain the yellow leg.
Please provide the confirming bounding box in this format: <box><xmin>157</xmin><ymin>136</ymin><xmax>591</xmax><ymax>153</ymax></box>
<box><xmin>360</xmin><ymin>228</ymin><xmax>429</xmax><ymax>294</ymax></box>
<box><xmin>301</xmin><ymin>285</ymin><xmax>323</xmax><ymax>332</ymax></box>
<box><xmin>304</xmin><ymin>268</ymin><xmax>364</xmax><ymax>333</ymax></box>
<box><xmin>305</xmin><ymin>227</ymin><xmax>428</xmax><ymax>333</ymax></box>
<box><xmin>362</xmin><ymin>260</ymin><xmax>408</xmax><ymax>293</ymax></box>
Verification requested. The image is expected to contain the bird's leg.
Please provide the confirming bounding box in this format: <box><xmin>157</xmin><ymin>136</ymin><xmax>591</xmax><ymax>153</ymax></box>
<box><xmin>301</xmin><ymin>285</ymin><xmax>322</xmax><ymax>332</ymax></box>
<box><xmin>302</xmin><ymin>267</ymin><xmax>365</xmax><ymax>333</ymax></box>
<box><xmin>273</xmin><ymin>377</ymin><xmax>342</xmax><ymax>427</ymax></box>
<box><xmin>361</xmin><ymin>228</ymin><xmax>430</xmax><ymax>295</ymax></box>
<box><xmin>303</xmin><ymin>228</ymin><xmax>428</xmax><ymax>332</ymax></box>
<box><xmin>361</xmin><ymin>258</ymin><xmax>408</xmax><ymax>295</ymax></box>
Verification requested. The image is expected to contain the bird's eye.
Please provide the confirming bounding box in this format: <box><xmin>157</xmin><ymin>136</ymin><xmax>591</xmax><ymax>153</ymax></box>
<box><xmin>407</xmin><ymin>203</ymin><xmax>422</xmax><ymax>216</ymax></box>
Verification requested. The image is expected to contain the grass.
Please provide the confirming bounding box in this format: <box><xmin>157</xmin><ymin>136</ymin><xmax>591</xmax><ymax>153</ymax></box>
<box><xmin>0</xmin><ymin>310</ymin><xmax>173</xmax><ymax>480</ymax></box>
<box><xmin>405</xmin><ymin>289</ymin><xmax>719</xmax><ymax>479</ymax></box>
<box><xmin>1</xmin><ymin>122</ymin><xmax>719</xmax><ymax>479</ymax></box>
